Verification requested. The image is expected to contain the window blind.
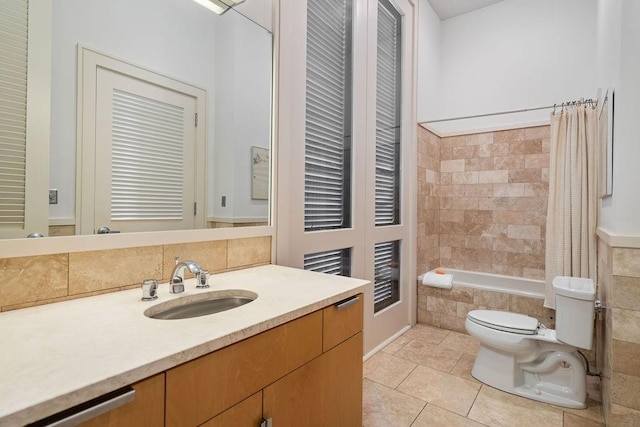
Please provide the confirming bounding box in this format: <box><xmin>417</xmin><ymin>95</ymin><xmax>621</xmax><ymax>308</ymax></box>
<box><xmin>374</xmin><ymin>240</ymin><xmax>400</xmax><ymax>312</ymax></box>
<box><xmin>375</xmin><ymin>0</ymin><xmax>401</xmax><ymax>226</ymax></box>
<box><xmin>0</xmin><ymin>0</ymin><xmax>28</xmax><ymax>228</ymax></box>
<box><xmin>304</xmin><ymin>248</ymin><xmax>351</xmax><ymax>276</ymax></box>
<box><xmin>304</xmin><ymin>0</ymin><xmax>352</xmax><ymax>231</ymax></box>
<box><xmin>111</xmin><ymin>89</ymin><xmax>185</xmax><ymax>220</ymax></box>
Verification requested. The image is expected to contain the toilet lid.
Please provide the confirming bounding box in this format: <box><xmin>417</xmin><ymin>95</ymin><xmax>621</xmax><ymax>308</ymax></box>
<box><xmin>467</xmin><ymin>310</ymin><xmax>539</xmax><ymax>335</ymax></box>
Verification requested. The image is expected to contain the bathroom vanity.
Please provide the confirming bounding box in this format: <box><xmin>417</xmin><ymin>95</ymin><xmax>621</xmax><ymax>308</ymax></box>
<box><xmin>0</xmin><ymin>265</ymin><xmax>369</xmax><ymax>426</ymax></box>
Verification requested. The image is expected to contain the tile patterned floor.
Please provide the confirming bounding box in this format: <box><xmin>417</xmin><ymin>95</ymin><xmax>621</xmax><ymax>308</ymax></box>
<box><xmin>363</xmin><ymin>324</ymin><xmax>604</xmax><ymax>427</ymax></box>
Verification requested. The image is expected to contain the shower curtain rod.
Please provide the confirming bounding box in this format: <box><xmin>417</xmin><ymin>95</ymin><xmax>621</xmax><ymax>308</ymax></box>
<box><xmin>419</xmin><ymin>98</ymin><xmax>597</xmax><ymax>125</ymax></box>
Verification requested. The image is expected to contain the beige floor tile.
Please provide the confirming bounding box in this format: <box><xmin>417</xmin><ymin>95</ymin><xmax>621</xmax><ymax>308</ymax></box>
<box><xmin>363</xmin><ymin>379</ymin><xmax>425</xmax><ymax>427</ymax></box>
<box><xmin>467</xmin><ymin>385</ymin><xmax>564</xmax><ymax>427</ymax></box>
<box><xmin>449</xmin><ymin>353</ymin><xmax>480</xmax><ymax>383</ymax></box>
<box><xmin>439</xmin><ymin>331</ymin><xmax>480</xmax><ymax>354</ymax></box>
<box><xmin>364</xmin><ymin>352</ymin><xmax>418</xmax><ymax>389</ymax></box>
<box><xmin>395</xmin><ymin>339</ymin><xmax>463</xmax><ymax>372</ymax></box>
<box><xmin>561</xmin><ymin>398</ymin><xmax>603</xmax><ymax>423</ymax></box>
<box><xmin>397</xmin><ymin>365</ymin><xmax>480</xmax><ymax>416</ymax></box>
<box><xmin>381</xmin><ymin>335</ymin><xmax>412</xmax><ymax>355</ymax></box>
<box><xmin>403</xmin><ymin>323</ymin><xmax>450</xmax><ymax>345</ymax></box>
<box><xmin>563</xmin><ymin>412</ymin><xmax>604</xmax><ymax>427</ymax></box>
<box><xmin>411</xmin><ymin>404</ymin><xmax>487</xmax><ymax>427</ymax></box>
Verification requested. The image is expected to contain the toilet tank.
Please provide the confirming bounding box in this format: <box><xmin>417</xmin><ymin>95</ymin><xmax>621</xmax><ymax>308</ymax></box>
<box><xmin>553</xmin><ymin>276</ymin><xmax>596</xmax><ymax>349</ymax></box>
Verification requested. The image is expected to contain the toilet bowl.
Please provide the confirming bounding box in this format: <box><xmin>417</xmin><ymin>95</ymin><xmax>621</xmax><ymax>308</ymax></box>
<box><xmin>465</xmin><ymin>276</ymin><xmax>596</xmax><ymax>409</ymax></box>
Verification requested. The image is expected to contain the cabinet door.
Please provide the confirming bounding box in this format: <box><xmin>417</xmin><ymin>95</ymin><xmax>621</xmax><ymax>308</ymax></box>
<box><xmin>263</xmin><ymin>332</ymin><xmax>363</xmax><ymax>427</ymax></box>
<box><xmin>166</xmin><ymin>311</ymin><xmax>322</xmax><ymax>426</ymax></box>
<box><xmin>201</xmin><ymin>392</ymin><xmax>262</xmax><ymax>427</ymax></box>
<box><xmin>80</xmin><ymin>373</ymin><xmax>165</xmax><ymax>427</ymax></box>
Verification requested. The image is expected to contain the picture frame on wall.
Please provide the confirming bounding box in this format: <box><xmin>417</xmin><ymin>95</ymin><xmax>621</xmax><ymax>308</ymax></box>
<box><xmin>251</xmin><ymin>146</ymin><xmax>269</xmax><ymax>200</ymax></box>
<box><xmin>598</xmin><ymin>88</ymin><xmax>614</xmax><ymax>198</ymax></box>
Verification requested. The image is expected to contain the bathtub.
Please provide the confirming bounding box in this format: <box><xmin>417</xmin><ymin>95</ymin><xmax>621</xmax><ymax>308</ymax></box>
<box><xmin>419</xmin><ymin>268</ymin><xmax>545</xmax><ymax>299</ymax></box>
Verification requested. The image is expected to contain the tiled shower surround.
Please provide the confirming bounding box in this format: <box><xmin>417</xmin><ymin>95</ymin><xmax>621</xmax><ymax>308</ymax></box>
<box><xmin>417</xmin><ymin>125</ymin><xmax>552</xmax><ymax>328</ymax></box>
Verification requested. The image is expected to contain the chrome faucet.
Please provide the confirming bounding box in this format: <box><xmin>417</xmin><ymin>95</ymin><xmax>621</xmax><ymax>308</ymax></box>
<box><xmin>170</xmin><ymin>259</ymin><xmax>202</xmax><ymax>294</ymax></box>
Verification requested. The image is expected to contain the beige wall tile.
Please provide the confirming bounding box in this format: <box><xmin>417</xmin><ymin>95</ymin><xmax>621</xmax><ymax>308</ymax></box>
<box><xmin>464</xmin><ymin>184</ymin><xmax>494</xmax><ymax>197</ymax></box>
<box><xmin>465</xmin><ymin>236</ymin><xmax>493</xmax><ymax>250</ymax></box>
<box><xmin>441</xmin><ymin>286</ymin><xmax>474</xmax><ymax>304</ymax></box>
<box><xmin>69</xmin><ymin>247</ymin><xmax>162</xmax><ymax>294</ymax></box>
<box><xmin>509</xmin><ymin>295</ymin><xmax>549</xmax><ymax>318</ymax></box>
<box><xmin>227</xmin><ymin>236</ymin><xmax>271</xmax><ymax>268</ymax></box>
<box><xmin>612</xmin><ymin>308</ymin><xmax>640</xmax><ymax>345</ymax></box>
<box><xmin>494</xmin><ymin>129</ymin><xmax>524</xmax><ymax>143</ymax></box>
<box><xmin>465</xmin><ymin>157</ymin><xmax>494</xmax><ymax>171</ymax></box>
<box><xmin>466</xmin><ymin>132</ymin><xmax>493</xmax><ymax>146</ymax></box>
<box><xmin>162</xmin><ymin>240</ymin><xmax>227</xmax><ymax>280</ymax></box>
<box><xmin>464</xmin><ymin>211</ymin><xmax>493</xmax><ymax>224</ymax></box>
<box><xmin>493</xmin><ymin>210</ymin><xmax>524</xmax><ymax>224</ymax></box>
<box><xmin>452</xmin><ymin>171</ymin><xmax>479</xmax><ymax>185</ymax></box>
<box><xmin>494</xmin><ymin>155</ymin><xmax>525</xmax><ymax>170</ymax></box>
<box><xmin>440</xmin><ymin>314</ymin><xmax>467</xmax><ymax>333</ymax></box>
<box><xmin>525</xmin><ymin>126</ymin><xmax>550</xmax><ymax>140</ymax></box>
<box><xmin>524</xmin><ymin>182</ymin><xmax>548</xmax><ymax>197</ymax></box>
<box><xmin>611</xmin><ymin>372</ymin><xmax>640</xmax><ymax>410</ymax></box>
<box><xmin>427</xmin><ymin>296</ymin><xmax>457</xmax><ymax>317</ymax></box>
<box><xmin>507</xmin><ymin>224</ymin><xmax>541</xmax><ymax>240</ymax></box>
<box><xmin>478</xmin><ymin>170</ymin><xmax>509</xmax><ymax>184</ymax></box>
<box><xmin>493</xmin><ymin>183</ymin><xmax>525</xmax><ymax>197</ymax></box>
<box><xmin>442</xmin><ymin>136</ymin><xmax>466</xmax><ymax>148</ymax></box>
<box><xmin>493</xmin><ymin>237</ymin><xmax>524</xmax><ymax>253</ymax></box>
<box><xmin>509</xmin><ymin>168</ymin><xmax>541</xmax><ymax>183</ymax></box>
<box><xmin>613</xmin><ymin>248</ymin><xmax>640</xmax><ymax>277</ymax></box>
<box><xmin>473</xmin><ymin>289</ymin><xmax>509</xmax><ymax>310</ymax></box>
<box><xmin>613</xmin><ymin>339</ymin><xmax>640</xmax><ymax>377</ymax></box>
<box><xmin>0</xmin><ymin>254</ymin><xmax>68</xmax><ymax>308</ymax></box>
<box><xmin>612</xmin><ymin>276</ymin><xmax>640</xmax><ymax>310</ymax></box>
<box><xmin>452</xmin><ymin>146</ymin><xmax>477</xmax><ymax>159</ymax></box>
<box><xmin>442</xmin><ymin>159</ymin><xmax>466</xmax><ymax>172</ymax></box>
<box><xmin>524</xmin><ymin>153</ymin><xmax>550</xmax><ymax>168</ymax></box>
<box><xmin>509</xmin><ymin>140</ymin><xmax>543</xmax><ymax>155</ymax></box>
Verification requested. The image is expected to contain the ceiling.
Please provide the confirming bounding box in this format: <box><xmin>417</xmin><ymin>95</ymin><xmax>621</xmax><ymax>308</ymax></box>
<box><xmin>428</xmin><ymin>0</ymin><xmax>504</xmax><ymax>20</ymax></box>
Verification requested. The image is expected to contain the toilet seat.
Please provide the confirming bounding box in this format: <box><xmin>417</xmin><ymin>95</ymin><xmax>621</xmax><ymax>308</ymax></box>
<box><xmin>467</xmin><ymin>310</ymin><xmax>539</xmax><ymax>335</ymax></box>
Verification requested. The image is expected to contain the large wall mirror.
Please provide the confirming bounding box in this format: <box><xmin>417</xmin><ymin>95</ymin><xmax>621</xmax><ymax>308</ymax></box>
<box><xmin>0</xmin><ymin>0</ymin><xmax>273</xmax><ymax>241</ymax></box>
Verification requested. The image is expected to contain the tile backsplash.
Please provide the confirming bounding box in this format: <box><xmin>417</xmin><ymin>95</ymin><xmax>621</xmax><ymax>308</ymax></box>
<box><xmin>0</xmin><ymin>236</ymin><xmax>271</xmax><ymax>312</ymax></box>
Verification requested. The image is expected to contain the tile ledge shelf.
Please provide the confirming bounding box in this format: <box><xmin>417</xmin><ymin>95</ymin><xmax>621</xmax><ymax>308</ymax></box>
<box><xmin>597</xmin><ymin>228</ymin><xmax>640</xmax><ymax>249</ymax></box>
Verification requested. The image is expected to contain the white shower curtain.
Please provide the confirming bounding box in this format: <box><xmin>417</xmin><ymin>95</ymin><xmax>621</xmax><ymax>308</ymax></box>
<box><xmin>544</xmin><ymin>104</ymin><xmax>598</xmax><ymax>308</ymax></box>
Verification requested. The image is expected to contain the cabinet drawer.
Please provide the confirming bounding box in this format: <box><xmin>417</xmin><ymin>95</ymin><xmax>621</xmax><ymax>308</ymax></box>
<box><xmin>166</xmin><ymin>311</ymin><xmax>322</xmax><ymax>427</ymax></box>
<box><xmin>322</xmin><ymin>293</ymin><xmax>363</xmax><ymax>352</ymax></box>
<box><xmin>79</xmin><ymin>374</ymin><xmax>165</xmax><ymax>427</ymax></box>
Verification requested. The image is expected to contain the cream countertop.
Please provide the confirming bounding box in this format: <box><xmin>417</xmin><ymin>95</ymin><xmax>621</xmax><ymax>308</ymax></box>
<box><xmin>0</xmin><ymin>264</ymin><xmax>370</xmax><ymax>426</ymax></box>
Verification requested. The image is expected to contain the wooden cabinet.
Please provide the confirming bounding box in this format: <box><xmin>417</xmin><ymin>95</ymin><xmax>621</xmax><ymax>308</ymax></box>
<box><xmin>48</xmin><ymin>293</ymin><xmax>363</xmax><ymax>427</ymax></box>
<box><xmin>166</xmin><ymin>293</ymin><xmax>363</xmax><ymax>427</ymax></box>
<box><xmin>166</xmin><ymin>310</ymin><xmax>323</xmax><ymax>426</ymax></box>
<box><xmin>263</xmin><ymin>332</ymin><xmax>363</xmax><ymax>427</ymax></box>
<box><xmin>80</xmin><ymin>373</ymin><xmax>165</xmax><ymax>427</ymax></box>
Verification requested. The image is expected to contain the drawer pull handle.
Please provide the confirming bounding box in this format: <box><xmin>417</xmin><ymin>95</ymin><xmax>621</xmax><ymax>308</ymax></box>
<box><xmin>33</xmin><ymin>387</ymin><xmax>135</xmax><ymax>426</ymax></box>
<box><xmin>336</xmin><ymin>295</ymin><xmax>360</xmax><ymax>310</ymax></box>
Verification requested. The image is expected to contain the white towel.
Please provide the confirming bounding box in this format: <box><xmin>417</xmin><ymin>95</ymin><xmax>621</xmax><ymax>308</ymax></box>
<box><xmin>421</xmin><ymin>271</ymin><xmax>453</xmax><ymax>289</ymax></box>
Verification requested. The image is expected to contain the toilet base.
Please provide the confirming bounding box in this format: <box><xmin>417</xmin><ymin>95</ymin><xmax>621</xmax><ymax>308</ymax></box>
<box><xmin>471</xmin><ymin>345</ymin><xmax>587</xmax><ymax>409</ymax></box>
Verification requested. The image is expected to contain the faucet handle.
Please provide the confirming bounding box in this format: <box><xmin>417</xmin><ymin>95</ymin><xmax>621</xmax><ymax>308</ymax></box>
<box><xmin>141</xmin><ymin>279</ymin><xmax>158</xmax><ymax>301</ymax></box>
<box><xmin>196</xmin><ymin>270</ymin><xmax>210</xmax><ymax>289</ymax></box>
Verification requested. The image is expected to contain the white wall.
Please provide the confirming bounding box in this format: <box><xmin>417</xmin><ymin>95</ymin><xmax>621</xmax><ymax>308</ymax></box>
<box><xmin>212</xmin><ymin>13</ymin><xmax>271</xmax><ymax>221</ymax></box>
<box><xmin>49</xmin><ymin>0</ymin><xmax>270</xmax><ymax>225</ymax></box>
<box><xmin>598</xmin><ymin>0</ymin><xmax>640</xmax><ymax>234</ymax></box>
<box><xmin>420</xmin><ymin>0</ymin><xmax>598</xmax><ymax>135</ymax></box>
<box><xmin>416</xmin><ymin>0</ymin><xmax>441</xmax><ymax>121</ymax></box>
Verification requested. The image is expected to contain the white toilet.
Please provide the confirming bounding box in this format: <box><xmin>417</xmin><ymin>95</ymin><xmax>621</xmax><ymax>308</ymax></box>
<box><xmin>465</xmin><ymin>276</ymin><xmax>596</xmax><ymax>409</ymax></box>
